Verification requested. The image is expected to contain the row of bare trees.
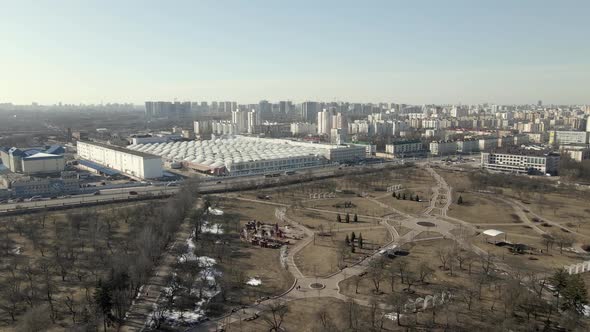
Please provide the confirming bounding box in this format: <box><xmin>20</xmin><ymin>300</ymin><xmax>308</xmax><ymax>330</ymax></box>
<box><xmin>0</xmin><ymin>180</ymin><xmax>200</xmax><ymax>330</ymax></box>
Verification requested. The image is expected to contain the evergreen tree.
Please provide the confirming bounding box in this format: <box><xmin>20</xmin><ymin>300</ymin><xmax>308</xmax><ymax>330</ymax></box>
<box><xmin>337</xmin><ymin>214</ymin><xmax>342</xmax><ymax>223</ymax></box>
<box><xmin>351</xmin><ymin>232</ymin><xmax>356</xmax><ymax>243</ymax></box>
<box><xmin>415</xmin><ymin>195</ymin><xmax>420</xmax><ymax>202</ymax></box>
<box><xmin>353</xmin><ymin>213</ymin><xmax>358</xmax><ymax>223</ymax></box>
<box><xmin>457</xmin><ymin>195</ymin><xmax>463</xmax><ymax>205</ymax></box>
<box><xmin>345</xmin><ymin>213</ymin><xmax>350</xmax><ymax>223</ymax></box>
<box><xmin>562</xmin><ymin>274</ymin><xmax>588</xmax><ymax>314</ymax></box>
<box><xmin>345</xmin><ymin>234</ymin><xmax>350</xmax><ymax>246</ymax></box>
<box><xmin>358</xmin><ymin>233</ymin><xmax>363</xmax><ymax>249</ymax></box>
<box><xmin>351</xmin><ymin>242</ymin><xmax>356</xmax><ymax>253</ymax></box>
<box><xmin>549</xmin><ymin>269</ymin><xmax>570</xmax><ymax>309</ymax></box>
<box><xmin>402</xmin><ymin>193</ymin><xmax>406</xmax><ymax>200</ymax></box>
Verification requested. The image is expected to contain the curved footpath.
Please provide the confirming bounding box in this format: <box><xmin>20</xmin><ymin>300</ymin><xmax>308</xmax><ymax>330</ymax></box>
<box><xmin>189</xmin><ymin>165</ymin><xmax>487</xmax><ymax>332</ymax></box>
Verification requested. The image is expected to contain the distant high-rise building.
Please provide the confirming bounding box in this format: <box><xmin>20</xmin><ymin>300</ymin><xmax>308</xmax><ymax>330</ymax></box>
<box><xmin>231</xmin><ymin>110</ymin><xmax>249</xmax><ymax>133</ymax></box>
<box><xmin>247</xmin><ymin>109</ymin><xmax>262</xmax><ymax>134</ymax></box>
<box><xmin>279</xmin><ymin>101</ymin><xmax>287</xmax><ymax>114</ymax></box>
<box><xmin>258</xmin><ymin>100</ymin><xmax>271</xmax><ymax>119</ymax></box>
<box><xmin>301</xmin><ymin>101</ymin><xmax>319</xmax><ymax>123</ymax></box>
<box><xmin>145</xmin><ymin>101</ymin><xmax>155</xmax><ymax>118</ymax></box>
<box><xmin>538</xmin><ymin>100</ymin><xmax>543</xmax><ymax>107</ymax></box>
<box><xmin>317</xmin><ymin>109</ymin><xmax>334</xmax><ymax>135</ymax></box>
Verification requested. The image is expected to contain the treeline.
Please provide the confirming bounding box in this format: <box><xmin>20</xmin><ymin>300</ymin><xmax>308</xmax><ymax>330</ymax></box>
<box><xmin>559</xmin><ymin>156</ymin><xmax>590</xmax><ymax>182</ymax></box>
<box><xmin>468</xmin><ymin>171</ymin><xmax>556</xmax><ymax>193</ymax></box>
<box><xmin>0</xmin><ymin>180</ymin><xmax>199</xmax><ymax>330</ymax></box>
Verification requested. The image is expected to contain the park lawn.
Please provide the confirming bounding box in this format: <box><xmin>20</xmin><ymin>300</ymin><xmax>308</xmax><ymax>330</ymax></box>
<box><xmin>378</xmin><ymin>195</ymin><xmax>429</xmax><ymax>215</ymax></box>
<box><xmin>447</xmin><ymin>193</ymin><xmax>517</xmax><ymax>225</ymax></box>
<box><xmin>413</xmin><ymin>231</ymin><xmax>443</xmax><ymax>240</ymax></box>
<box><xmin>301</xmin><ymin>197</ymin><xmax>394</xmax><ymax>218</ymax></box>
<box><xmin>222</xmin><ymin>198</ymin><xmax>286</xmax><ymax>225</ymax></box>
<box><xmin>471</xmin><ymin>233</ymin><xmax>587</xmax><ymax>273</ymax></box>
<box><xmin>287</xmin><ymin>208</ymin><xmax>339</xmax><ymax>230</ymax></box>
<box><xmin>393</xmin><ymin>224</ymin><xmax>413</xmax><ymax>237</ymax></box>
<box><xmin>197</xmin><ymin>198</ymin><xmax>296</xmax><ymax>307</ymax></box>
<box><xmin>515</xmin><ymin>192</ymin><xmax>590</xmax><ymax>238</ymax></box>
<box><xmin>295</xmin><ymin>227</ymin><xmax>391</xmax><ymax>277</ymax></box>
<box><xmin>338</xmin><ymin>239</ymin><xmax>461</xmax><ymax>302</ymax></box>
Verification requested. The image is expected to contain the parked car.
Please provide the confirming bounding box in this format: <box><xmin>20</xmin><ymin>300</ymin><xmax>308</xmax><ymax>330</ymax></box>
<box><xmin>92</xmin><ymin>191</ymin><xmax>101</xmax><ymax>196</ymax></box>
<box><xmin>129</xmin><ymin>191</ymin><xmax>138</xmax><ymax>195</ymax></box>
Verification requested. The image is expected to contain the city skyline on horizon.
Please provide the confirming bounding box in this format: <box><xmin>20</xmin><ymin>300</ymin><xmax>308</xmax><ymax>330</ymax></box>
<box><xmin>1</xmin><ymin>0</ymin><xmax>589</xmax><ymax>105</ymax></box>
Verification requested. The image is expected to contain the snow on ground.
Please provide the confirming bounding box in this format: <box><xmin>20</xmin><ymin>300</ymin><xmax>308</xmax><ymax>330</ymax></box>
<box><xmin>246</xmin><ymin>277</ymin><xmax>262</xmax><ymax>286</ymax></box>
<box><xmin>178</xmin><ymin>237</ymin><xmax>198</xmax><ymax>263</ymax></box>
<box><xmin>201</xmin><ymin>221</ymin><xmax>224</xmax><ymax>234</ymax></box>
<box><xmin>197</xmin><ymin>256</ymin><xmax>217</xmax><ymax>267</ymax></box>
<box><xmin>385</xmin><ymin>313</ymin><xmax>397</xmax><ymax>321</ymax></box>
<box><xmin>208</xmin><ymin>207</ymin><xmax>224</xmax><ymax>215</ymax></box>
<box><xmin>146</xmin><ymin>241</ymin><xmax>223</xmax><ymax>327</ymax></box>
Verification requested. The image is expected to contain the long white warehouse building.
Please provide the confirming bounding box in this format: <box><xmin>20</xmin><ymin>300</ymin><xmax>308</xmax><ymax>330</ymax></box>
<box><xmin>127</xmin><ymin>136</ymin><xmax>365</xmax><ymax>176</ymax></box>
<box><xmin>77</xmin><ymin>141</ymin><xmax>163</xmax><ymax>179</ymax></box>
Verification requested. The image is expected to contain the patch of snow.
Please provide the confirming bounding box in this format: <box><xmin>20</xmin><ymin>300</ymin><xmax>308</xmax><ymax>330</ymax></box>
<box><xmin>246</xmin><ymin>278</ymin><xmax>262</xmax><ymax>286</ymax></box>
<box><xmin>201</xmin><ymin>221</ymin><xmax>224</xmax><ymax>234</ymax></box>
<box><xmin>208</xmin><ymin>207</ymin><xmax>224</xmax><ymax>215</ymax></box>
<box><xmin>197</xmin><ymin>256</ymin><xmax>216</xmax><ymax>267</ymax></box>
<box><xmin>11</xmin><ymin>246</ymin><xmax>22</xmax><ymax>255</ymax></box>
<box><xmin>178</xmin><ymin>238</ymin><xmax>198</xmax><ymax>263</ymax></box>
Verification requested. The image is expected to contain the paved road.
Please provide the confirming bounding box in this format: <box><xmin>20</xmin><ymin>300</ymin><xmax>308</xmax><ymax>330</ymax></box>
<box><xmin>0</xmin><ymin>162</ymin><xmax>400</xmax><ymax>214</ymax></box>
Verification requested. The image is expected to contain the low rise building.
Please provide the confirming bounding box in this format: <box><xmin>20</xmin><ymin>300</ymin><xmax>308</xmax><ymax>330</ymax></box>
<box><xmin>1</xmin><ymin>171</ymin><xmax>80</xmax><ymax>198</ymax></box>
<box><xmin>481</xmin><ymin>148</ymin><xmax>560</xmax><ymax>175</ymax></box>
<box><xmin>549</xmin><ymin>130</ymin><xmax>590</xmax><ymax>145</ymax></box>
<box><xmin>456</xmin><ymin>139</ymin><xmax>479</xmax><ymax>154</ymax></box>
<box><xmin>0</xmin><ymin>146</ymin><xmax>65</xmax><ymax>174</ymax></box>
<box><xmin>560</xmin><ymin>145</ymin><xmax>590</xmax><ymax>162</ymax></box>
<box><xmin>385</xmin><ymin>140</ymin><xmax>425</xmax><ymax>157</ymax></box>
<box><xmin>429</xmin><ymin>141</ymin><xmax>457</xmax><ymax>156</ymax></box>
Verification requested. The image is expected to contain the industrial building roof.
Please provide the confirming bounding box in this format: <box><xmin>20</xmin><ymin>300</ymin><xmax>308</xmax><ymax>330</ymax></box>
<box><xmin>78</xmin><ymin>140</ymin><xmax>161</xmax><ymax>159</ymax></box>
<box><xmin>127</xmin><ymin>136</ymin><xmax>330</xmax><ymax>167</ymax></box>
<box><xmin>23</xmin><ymin>152</ymin><xmax>62</xmax><ymax>160</ymax></box>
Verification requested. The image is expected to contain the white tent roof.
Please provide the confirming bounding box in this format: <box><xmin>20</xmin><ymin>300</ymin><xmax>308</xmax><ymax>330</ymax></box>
<box><xmin>482</xmin><ymin>229</ymin><xmax>504</xmax><ymax>237</ymax></box>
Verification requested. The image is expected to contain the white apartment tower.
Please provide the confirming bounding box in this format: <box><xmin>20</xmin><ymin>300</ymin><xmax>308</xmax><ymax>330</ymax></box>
<box><xmin>317</xmin><ymin>109</ymin><xmax>333</xmax><ymax>135</ymax></box>
<box><xmin>231</xmin><ymin>110</ymin><xmax>249</xmax><ymax>133</ymax></box>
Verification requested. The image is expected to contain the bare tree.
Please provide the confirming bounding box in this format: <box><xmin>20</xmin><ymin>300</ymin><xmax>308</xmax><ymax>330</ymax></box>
<box><xmin>262</xmin><ymin>301</ymin><xmax>289</xmax><ymax>332</ymax></box>
<box><xmin>417</xmin><ymin>262</ymin><xmax>434</xmax><ymax>284</ymax></box>
<box><xmin>389</xmin><ymin>291</ymin><xmax>408</xmax><ymax>326</ymax></box>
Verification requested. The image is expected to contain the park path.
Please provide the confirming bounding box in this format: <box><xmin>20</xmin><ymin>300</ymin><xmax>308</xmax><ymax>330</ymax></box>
<box><xmin>190</xmin><ymin>165</ymin><xmax>514</xmax><ymax>331</ymax></box>
<box><xmin>120</xmin><ymin>201</ymin><xmax>200</xmax><ymax>332</ymax></box>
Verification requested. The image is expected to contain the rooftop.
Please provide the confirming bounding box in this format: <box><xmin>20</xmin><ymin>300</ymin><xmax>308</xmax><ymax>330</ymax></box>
<box><xmin>78</xmin><ymin>141</ymin><xmax>160</xmax><ymax>159</ymax></box>
<box><xmin>486</xmin><ymin>147</ymin><xmax>558</xmax><ymax>157</ymax></box>
<box><xmin>126</xmin><ymin>136</ymin><xmax>342</xmax><ymax>166</ymax></box>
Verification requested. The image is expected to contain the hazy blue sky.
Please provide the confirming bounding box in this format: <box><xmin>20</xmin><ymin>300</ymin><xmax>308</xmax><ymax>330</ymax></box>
<box><xmin>1</xmin><ymin>0</ymin><xmax>589</xmax><ymax>105</ymax></box>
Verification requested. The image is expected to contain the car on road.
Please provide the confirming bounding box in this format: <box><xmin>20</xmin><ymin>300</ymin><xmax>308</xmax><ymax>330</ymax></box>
<box><xmin>26</xmin><ymin>195</ymin><xmax>43</xmax><ymax>202</ymax></box>
<box><xmin>92</xmin><ymin>191</ymin><xmax>101</xmax><ymax>195</ymax></box>
<box><xmin>129</xmin><ymin>191</ymin><xmax>138</xmax><ymax>195</ymax></box>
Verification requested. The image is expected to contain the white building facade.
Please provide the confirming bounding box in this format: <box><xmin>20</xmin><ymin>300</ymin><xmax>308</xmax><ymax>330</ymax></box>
<box><xmin>77</xmin><ymin>141</ymin><xmax>163</xmax><ymax>179</ymax></box>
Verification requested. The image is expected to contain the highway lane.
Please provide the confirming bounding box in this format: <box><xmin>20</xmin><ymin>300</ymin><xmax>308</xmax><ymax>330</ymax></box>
<box><xmin>0</xmin><ymin>161</ymin><xmax>402</xmax><ymax>213</ymax></box>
